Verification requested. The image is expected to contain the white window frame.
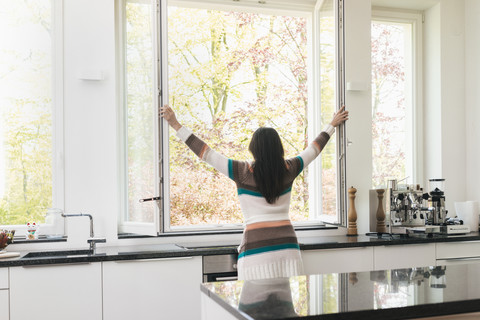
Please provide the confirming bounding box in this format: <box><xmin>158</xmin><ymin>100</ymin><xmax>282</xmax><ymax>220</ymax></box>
<box><xmin>119</xmin><ymin>0</ymin><xmax>347</xmax><ymax>235</ymax></box>
<box><xmin>0</xmin><ymin>0</ymin><xmax>65</xmax><ymax>235</ymax></box>
<box><xmin>371</xmin><ymin>7</ymin><xmax>424</xmax><ymax>187</ymax></box>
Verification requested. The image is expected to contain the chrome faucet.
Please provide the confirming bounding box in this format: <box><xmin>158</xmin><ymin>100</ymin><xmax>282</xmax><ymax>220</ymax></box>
<box><xmin>61</xmin><ymin>213</ymin><xmax>106</xmax><ymax>251</ymax></box>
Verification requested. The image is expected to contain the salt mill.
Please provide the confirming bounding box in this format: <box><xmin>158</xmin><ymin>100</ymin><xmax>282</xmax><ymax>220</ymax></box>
<box><xmin>347</xmin><ymin>186</ymin><xmax>358</xmax><ymax>236</ymax></box>
<box><xmin>376</xmin><ymin>189</ymin><xmax>387</xmax><ymax>233</ymax></box>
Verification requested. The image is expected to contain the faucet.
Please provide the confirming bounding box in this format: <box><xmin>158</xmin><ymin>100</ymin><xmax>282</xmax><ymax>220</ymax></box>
<box><xmin>61</xmin><ymin>213</ymin><xmax>106</xmax><ymax>251</ymax></box>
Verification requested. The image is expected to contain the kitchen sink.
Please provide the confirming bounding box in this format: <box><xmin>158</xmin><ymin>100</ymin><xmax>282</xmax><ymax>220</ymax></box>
<box><xmin>23</xmin><ymin>249</ymin><xmax>95</xmax><ymax>258</ymax></box>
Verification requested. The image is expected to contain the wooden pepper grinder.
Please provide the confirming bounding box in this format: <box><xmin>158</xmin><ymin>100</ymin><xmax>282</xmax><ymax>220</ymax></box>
<box><xmin>376</xmin><ymin>189</ymin><xmax>387</xmax><ymax>233</ymax></box>
<box><xmin>347</xmin><ymin>186</ymin><xmax>358</xmax><ymax>236</ymax></box>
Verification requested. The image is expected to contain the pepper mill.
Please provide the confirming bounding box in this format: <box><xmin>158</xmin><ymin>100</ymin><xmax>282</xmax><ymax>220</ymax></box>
<box><xmin>376</xmin><ymin>189</ymin><xmax>387</xmax><ymax>233</ymax></box>
<box><xmin>347</xmin><ymin>186</ymin><xmax>358</xmax><ymax>236</ymax></box>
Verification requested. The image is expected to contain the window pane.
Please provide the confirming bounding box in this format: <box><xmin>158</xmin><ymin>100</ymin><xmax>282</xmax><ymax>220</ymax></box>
<box><xmin>0</xmin><ymin>0</ymin><xmax>53</xmax><ymax>225</ymax></box>
<box><xmin>318</xmin><ymin>0</ymin><xmax>338</xmax><ymax>219</ymax></box>
<box><xmin>167</xmin><ymin>5</ymin><xmax>310</xmax><ymax>227</ymax></box>
<box><xmin>125</xmin><ymin>1</ymin><xmax>156</xmax><ymax>223</ymax></box>
<box><xmin>371</xmin><ymin>21</ymin><xmax>413</xmax><ymax>187</ymax></box>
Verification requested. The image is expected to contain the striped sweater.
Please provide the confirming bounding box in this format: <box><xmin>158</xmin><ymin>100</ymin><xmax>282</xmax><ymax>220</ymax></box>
<box><xmin>176</xmin><ymin>125</ymin><xmax>334</xmax><ymax>280</ymax></box>
<box><xmin>176</xmin><ymin>125</ymin><xmax>334</xmax><ymax>225</ymax></box>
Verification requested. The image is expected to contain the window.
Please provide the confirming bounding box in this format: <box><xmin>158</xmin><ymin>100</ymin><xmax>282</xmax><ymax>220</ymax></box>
<box><xmin>120</xmin><ymin>0</ymin><xmax>346</xmax><ymax>234</ymax></box>
<box><xmin>0</xmin><ymin>0</ymin><xmax>63</xmax><ymax>230</ymax></box>
<box><xmin>371</xmin><ymin>9</ymin><xmax>423</xmax><ymax>188</ymax></box>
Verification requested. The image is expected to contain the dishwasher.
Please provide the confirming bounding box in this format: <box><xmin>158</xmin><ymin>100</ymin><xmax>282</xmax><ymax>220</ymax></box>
<box><xmin>203</xmin><ymin>254</ymin><xmax>238</xmax><ymax>282</ymax></box>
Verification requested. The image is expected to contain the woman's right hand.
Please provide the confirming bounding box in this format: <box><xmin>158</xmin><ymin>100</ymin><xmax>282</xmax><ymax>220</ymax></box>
<box><xmin>160</xmin><ymin>105</ymin><xmax>182</xmax><ymax>131</ymax></box>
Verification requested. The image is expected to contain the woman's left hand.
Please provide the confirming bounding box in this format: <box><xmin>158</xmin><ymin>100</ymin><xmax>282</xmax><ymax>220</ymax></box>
<box><xmin>160</xmin><ymin>105</ymin><xmax>182</xmax><ymax>131</ymax></box>
<box><xmin>330</xmin><ymin>106</ymin><xmax>349</xmax><ymax>127</ymax></box>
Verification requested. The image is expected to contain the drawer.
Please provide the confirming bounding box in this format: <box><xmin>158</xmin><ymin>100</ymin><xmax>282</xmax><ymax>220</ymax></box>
<box><xmin>302</xmin><ymin>247</ymin><xmax>374</xmax><ymax>274</ymax></box>
<box><xmin>436</xmin><ymin>241</ymin><xmax>480</xmax><ymax>260</ymax></box>
<box><xmin>374</xmin><ymin>243</ymin><xmax>436</xmax><ymax>270</ymax></box>
<box><xmin>0</xmin><ymin>268</ymin><xmax>8</xmax><ymax>289</ymax></box>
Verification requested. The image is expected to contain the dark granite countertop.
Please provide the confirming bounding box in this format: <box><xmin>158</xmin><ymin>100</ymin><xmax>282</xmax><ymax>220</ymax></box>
<box><xmin>201</xmin><ymin>263</ymin><xmax>480</xmax><ymax>319</ymax></box>
<box><xmin>299</xmin><ymin>231</ymin><xmax>480</xmax><ymax>250</ymax></box>
<box><xmin>0</xmin><ymin>232</ymin><xmax>479</xmax><ymax>268</ymax></box>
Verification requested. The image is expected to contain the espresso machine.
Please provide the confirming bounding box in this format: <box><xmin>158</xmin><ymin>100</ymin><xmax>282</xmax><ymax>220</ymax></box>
<box><xmin>386</xmin><ymin>179</ymin><xmax>430</xmax><ymax>234</ymax></box>
<box><xmin>385</xmin><ymin>178</ymin><xmax>469</xmax><ymax>234</ymax></box>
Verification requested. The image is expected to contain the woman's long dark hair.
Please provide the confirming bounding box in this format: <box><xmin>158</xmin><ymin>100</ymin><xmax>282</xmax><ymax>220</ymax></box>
<box><xmin>249</xmin><ymin>127</ymin><xmax>287</xmax><ymax>204</ymax></box>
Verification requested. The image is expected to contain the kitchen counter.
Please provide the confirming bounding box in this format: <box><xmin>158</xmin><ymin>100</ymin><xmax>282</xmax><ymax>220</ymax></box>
<box><xmin>0</xmin><ymin>232</ymin><xmax>479</xmax><ymax>267</ymax></box>
<box><xmin>201</xmin><ymin>262</ymin><xmax>480</xmax><ymax>319</ymax></box>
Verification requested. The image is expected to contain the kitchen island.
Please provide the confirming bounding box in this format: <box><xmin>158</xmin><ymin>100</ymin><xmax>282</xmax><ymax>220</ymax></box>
<box><xmin>201</xmin><ymin>263</ymin><xmax>480</xmax><ymax>320</ymax></box>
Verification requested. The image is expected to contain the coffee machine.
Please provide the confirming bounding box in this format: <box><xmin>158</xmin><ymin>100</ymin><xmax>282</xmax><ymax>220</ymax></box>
<box><xmin>386</xmin><ymin>180</ymin><xmax>430</xmax><ymax>234</ymax></box>
<box><xmin>384</xmin><ymin>178</ymin><xmax>470</xmax><ymax>234</ymax></box>
<box><xmin>425</xmin><ymin>179</ymin><xmax>470</xmax><ymax>234</ymax></box>
<box><xmin>425</xmin><ymin>179</ymin><xmax>446</xmax><ymax>225</ymax></box>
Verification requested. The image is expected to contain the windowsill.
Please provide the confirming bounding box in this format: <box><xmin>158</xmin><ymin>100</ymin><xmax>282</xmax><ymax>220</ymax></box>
<box><xmin>11</xmin><ymin>235</ymin><xmax>68</xmax><ymax>245</ymax></box>
<box><xmin>118</xmin><ymin>224</ymin><xmax>338</xmax><ymax>239</ymax></box>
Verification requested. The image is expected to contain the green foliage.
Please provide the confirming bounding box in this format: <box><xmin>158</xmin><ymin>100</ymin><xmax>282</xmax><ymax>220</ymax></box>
<box><xmin>0</xmin><ymin>0</ymin><xmax>53</xmax><ymax>225</ymax></box>
<box><xmin>0</xmin><ymin>98</ymin><xmax>52</xmax><ymax>225</ymax></box>
<box><xmin>127</xmin><ymin>4</ymin><xmax>340</xmax><ymax>227</ymax></box>
<box><xmin>165</xmin><ymin>7</ymin><xmax>336</xmax><ymax>226</ymax></box>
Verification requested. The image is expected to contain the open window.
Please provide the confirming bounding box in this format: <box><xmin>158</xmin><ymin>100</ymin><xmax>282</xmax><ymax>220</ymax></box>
<box><xmin>119</xmin><ymin>0</ymin><xmax>346</xmax><ymax>235</ymax></box>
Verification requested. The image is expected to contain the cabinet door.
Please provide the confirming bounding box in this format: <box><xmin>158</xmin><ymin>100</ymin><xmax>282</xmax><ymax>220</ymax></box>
<box><xmin>10</xmin><ymin>263</ymin><xmax>102</xmax><ymax>320</ymax></box>
<box><xmin>302</xmin><ymin>247</ymin><xmax>374</xmax><ymax>275</ymax></box>
<box><xmin>0</xmin><ymin>290</ymin><xmax>8</xmax><ymax>320</ymax></box>
<box><xmin>0</xmin><ymin>268</ymin><xmax>7</xmax><ymax>289</ymax></box>
<box><xmin>436</xmin><ymin>241</ymin><xmax>480</xmax><ymax>260</ymax></box>
<box><xmin>103</xmin><ymin>256</ymin><xmax>202</xmax><ymax>320</ymax></box>
<box><xmin>374</xmin><ymin>243</ymin><xmax>435</xmax><ymax>270</ymax></box>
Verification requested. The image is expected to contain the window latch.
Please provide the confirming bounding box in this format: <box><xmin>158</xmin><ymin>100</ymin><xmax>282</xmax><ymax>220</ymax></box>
<box><xmin>139</xmin><ymin>196</ymin><xmax>161</xmax><ymax>203</ymax></box>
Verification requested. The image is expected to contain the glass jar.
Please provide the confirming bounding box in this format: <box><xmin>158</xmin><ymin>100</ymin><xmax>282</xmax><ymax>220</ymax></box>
<box><xmin>44</xmin><ymin>208</ymin><xmax>65</xmax><ymax>239</ymax></box>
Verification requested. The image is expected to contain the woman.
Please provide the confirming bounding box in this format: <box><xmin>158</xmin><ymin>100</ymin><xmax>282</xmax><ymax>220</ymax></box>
<box><xmin>161</xmin><ymin>105</ymin><xmax>348</xmax><ymax>280</ymax></box>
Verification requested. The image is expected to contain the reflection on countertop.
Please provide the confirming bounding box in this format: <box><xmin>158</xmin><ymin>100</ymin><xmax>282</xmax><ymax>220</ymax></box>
<box><xmin>202</xmin><ymin>263</ymin><xmax>480</xmax><ymax>320</ymax></box>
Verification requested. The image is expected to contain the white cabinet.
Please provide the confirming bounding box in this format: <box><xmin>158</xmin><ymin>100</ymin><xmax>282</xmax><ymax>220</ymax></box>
<box><xmin>0</xmin><ymin>268</ymin><xmax>7</xmax><ymax>289</ymax></box>
<box><xmin>103</xmin><ymin>256</ymin><xmax>202</xmax><ymax>320</ymax></box>
<box><xmin>201</xmin><ymin>291</ymin><xmax>236</xmax><ymax>320</ymax></box>
<box><xmin>0</xmin><ymin>268</ymin><xmax>8</xmax><ymax>320</ymax></box>
<box><xmin>302</xmin><ymin>247</ymin><xmax>374</xmax><ymax>274</ymax></box>
<box><xmin>0</xmin><ymin>290</ymin><xmax>8</xmax><ymax>320</ymax></box>
<box><xmin>9</xmin><ymin>263</ymin><xmax>102</xmax><ymax>320</ymax></box>
<box><xmin>373</xmin><ymin>243</ymin><xmax>436</xmax><ymax>270</ymax></box>
<box><xmin>436</xmin><ymin>241</ymin><xmax>480</xmax><ymax>265</ymax></box>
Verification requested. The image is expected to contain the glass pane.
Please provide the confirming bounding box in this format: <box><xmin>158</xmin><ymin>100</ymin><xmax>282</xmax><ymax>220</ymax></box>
<box><xmin>318</xmin><ymin>0</ymin><xmax>338</xmax><ymax>219</ymax></box>
<box><xmin>167</xmin><ymin>5</ymin><xmax>310</xmax><ymax>227</ymax></box>
<box><xmin>125</xmin><ymin>1</ymin><xmax>156</xmax><ymax>223</ymax></box>
<box><xmin>371</xmin><ymin>21</ymin><xmax>413</xmax><ymax>188</ymax></box>
<box><xmin>0</xmin><ymin>0</ymin><xmax>53</xmax><ymax>225</ymax></box>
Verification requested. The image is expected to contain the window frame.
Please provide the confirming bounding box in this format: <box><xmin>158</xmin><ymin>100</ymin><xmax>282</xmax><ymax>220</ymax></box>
<box><xmin>119</xmin><ymin>0</ymin><xmax>347</xmax><ymax>235</ymax></box>
<box><xmin>0</xmin><ymin>0</ymin><xmax>65</xmax><ymax>234</ymax></box>
<box><xmin>371</xmin><ymin>7</ymin><xmax>424</xmax><ymax>187</ymax></box>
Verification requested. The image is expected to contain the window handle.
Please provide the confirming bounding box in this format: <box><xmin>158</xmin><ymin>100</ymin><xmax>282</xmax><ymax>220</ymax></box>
<box><xmin>139</xmin><ymin>196</ymin><xmax>161</xmax><ymax>203</ymax></box>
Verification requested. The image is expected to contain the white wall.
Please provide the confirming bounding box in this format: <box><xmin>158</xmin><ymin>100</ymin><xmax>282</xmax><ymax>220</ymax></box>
<box><xmin>344</xmin><ymin>0</ymin><xmax>372</xmax><ymax>235</ymax></box>
<box><xmin>438</xmin><ymin>0</ymin><xmax>466</xmax><ymax>215</ymax></box>
<box><xmin>465</xmin><ymin>0</ymin><xmax>480</xmax><ymax>204</ymax></box>
<box><xmin>63</xmin><ymin>0</ymin><xmax>118</xmax><ymax>246</ymax></box>
<box><xmin>424</xmin><ymin>0</ymin><xmax>466</xmax><ymax>216</ymax></box>
<box><xmin>424</xmin><ymin>3</ymin><xmax>442</xmax><ymax>182</ymax></box>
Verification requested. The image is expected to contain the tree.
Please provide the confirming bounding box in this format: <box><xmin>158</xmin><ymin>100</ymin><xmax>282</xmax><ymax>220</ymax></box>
<box><xmin>167</xmin><ymin>7</ymin><xmax>311</xmax><ymax>225</ymax></box>
<box><xmin>0</xmin><ymin>0</ymin><xmax>53</xmax><ymax>225</ymax></box>
<box><xmin>371</xmin><ymin>22</ymin><xmax>407</xmax><ymax>187</ymax></box>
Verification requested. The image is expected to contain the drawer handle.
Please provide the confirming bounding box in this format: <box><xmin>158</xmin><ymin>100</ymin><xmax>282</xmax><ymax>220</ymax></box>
<box><xmin>114</xmin><ymin>257</ymin><xmax>193</xmax><ymax>263</ymax></box>
<box><xmin>22</xmin><ymin>262</ymin><xmax>91</xmax><ymax>268</ymax></box>
<box><xmin>438</xmin><ymin>257</ymin><xmax>480</xmax><ymax>262</ymax></box>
